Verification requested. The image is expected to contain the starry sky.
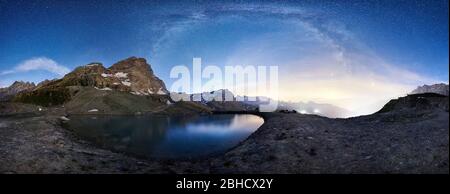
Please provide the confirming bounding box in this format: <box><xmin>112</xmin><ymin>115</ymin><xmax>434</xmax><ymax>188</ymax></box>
<box><xmin>0</xmin><ymin>0</ymin><xmax>448</xmax><ymax>115</ymax></box>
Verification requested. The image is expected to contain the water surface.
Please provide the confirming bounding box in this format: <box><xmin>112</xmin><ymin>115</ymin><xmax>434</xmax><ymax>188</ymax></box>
<box><xmin>64</xmin><ymin>114</ymin><xmax>263</xmax><ymax>159</ymax></box>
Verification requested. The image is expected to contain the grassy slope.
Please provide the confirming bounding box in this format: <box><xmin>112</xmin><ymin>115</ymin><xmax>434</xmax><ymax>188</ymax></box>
<box><xmin>65</xmin><ymin>87</ymin><xmax>164</xmax><ymax>114</ymax></box>
<box><xmin>64</xmin><ymin>87</ymin><xmax>212</xmax><ymax>115</ymax></box>
<box><xmin>12</xmin><ymin>80</ymin><xmax>71</xmax><ymax>107</ymax></box>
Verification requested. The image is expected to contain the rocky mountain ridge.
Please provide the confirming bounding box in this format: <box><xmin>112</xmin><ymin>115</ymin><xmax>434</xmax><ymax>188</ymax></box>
<box><xmin>177</xmin><ymin>89</ymin><xmax>353</xmax><ymax>117</ymax></box>
<box><xmin>377</xmin><ymin>92</ymin><xmax>449</xmax><ymax>114</ymax></box>
<box><xmin>0</xmin><ymin>81</ymin><xmax>36</xmax><ymax>101</ymax></box>
<box><xmin>37</xmin><ymin>57</ymin><xmax>168</xmax><ymax>95</ymax></box>
<box><xmin>411</xmin><ymin>83</ymin><xmax>449</xmax><ymax>96</ymax></box>
<box><xmin>13</xmin><ymin>57</ymin><xmax>168</xmax><ymax>106</ymax></box>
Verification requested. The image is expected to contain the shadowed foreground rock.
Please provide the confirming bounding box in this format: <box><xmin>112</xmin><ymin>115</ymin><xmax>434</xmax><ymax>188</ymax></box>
<box><xmin>0</xmin><ymin>112</ymin><xmax>208</xmax><ymax>173</ymax></box>
<box><xmin>211</xmin><ymin>94</ymin><xmax>449</xmax><ymax>173</ymax></box>
<box><xmin>0</xmin><ymin>93</ymin><xmax>448</xmax><ymax>173</ymax></box>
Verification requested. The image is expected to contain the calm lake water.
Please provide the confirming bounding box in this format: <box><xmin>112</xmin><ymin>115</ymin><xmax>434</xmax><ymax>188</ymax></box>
<box><xmin>63</xmin><ymin>114</ymin><xmax>264</xmax><ymax>159</ymax></box>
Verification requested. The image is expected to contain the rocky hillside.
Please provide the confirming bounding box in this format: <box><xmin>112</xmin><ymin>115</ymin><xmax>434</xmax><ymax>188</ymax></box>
<box><xmin>377</xmin><ymin>93</ymin><xmax>449</xmax><ymax>113</ymax></box>
<box><xmin>10</xmin><ymin>57</ymin><xmax>211</xmax><ymax>115</ymax></box>
<box><xmin>13</xmin><ymin>57</ymin><xmax>168</xmax><ymax>106</ymax></box>
<box><xmin>109</xmin><ymin>57</ymin><xmax>168</xmax><ymax>95</ymax></box>
<box><xmin>1</xmin><ymin>82</ymin><xmax>448</xmax><ymax>173</ymax></box>
<box><xmin>411</xmin><ymin>83</ymin><xmax>449</xmax><ymax>96</ymax></box>
<box><xmin>211</xmin><ymin>92</ymin><xmax>449</xmax><ymax>174</ymax></box>
<box><xmin>0</xmin><ymin>81</ymin><xmax>36</xmax><ymax>101</ymax></box>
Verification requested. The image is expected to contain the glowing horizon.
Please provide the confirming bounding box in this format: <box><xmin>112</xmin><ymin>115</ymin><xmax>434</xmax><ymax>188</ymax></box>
<box><xmin>1</xmin><ymin>0</ymin><xmax>448</xmax><ymax>116</ymax></box>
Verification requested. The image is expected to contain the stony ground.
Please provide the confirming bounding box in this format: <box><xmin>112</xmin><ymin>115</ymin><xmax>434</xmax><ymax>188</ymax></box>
<box><xmin>211</xmin><ymin>110</ymin><xmax>448</xmax><ymax>173</ymax></box>
<box><xmin>0</xmin><ymin>105</ymin><xmax>207</xmax><ymax>173</ymax></box>
<box><xmin>0</xmin><ymin>96</ymin><xmax>448</xmax><ymax>174</ymax></box>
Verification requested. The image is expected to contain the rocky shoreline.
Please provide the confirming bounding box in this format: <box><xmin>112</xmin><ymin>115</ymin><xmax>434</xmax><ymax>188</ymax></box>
<box><xmin>0</xmin><ymin>109</ymin><xmax>211</xmax><ymax>173</ymax></box>
<box><xmin>0</xmin><ymin>93</ymin><xmax>449</xmax><ymax>174</ymax></box>
<box><xmin>212</xmin><ymin>111</ymin><xmax>448</xmax><ymax>173</ymax></box>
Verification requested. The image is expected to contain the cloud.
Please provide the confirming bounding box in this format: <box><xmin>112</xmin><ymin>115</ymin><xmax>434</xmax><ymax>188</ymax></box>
<box><xmin>1</xmin><ymin>57</ymin><xmax>70</xmax><ymax>76</ymax></box>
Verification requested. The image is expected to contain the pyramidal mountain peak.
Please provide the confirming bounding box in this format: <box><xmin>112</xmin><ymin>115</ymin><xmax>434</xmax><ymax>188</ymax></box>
<box><xmin>61</xmin><ymin>56</ymin><xmax>167</xmax><ymax>95</ymax></box>
<box><xmin>12</xmin><ymin>56</ymin><xmax>169</xmax><ymax>106</ymax></box>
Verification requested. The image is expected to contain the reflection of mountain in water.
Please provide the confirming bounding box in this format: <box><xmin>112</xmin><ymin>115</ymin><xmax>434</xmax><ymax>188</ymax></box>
<box><xmin>64</xmin><ymin>114</ymin><xmax>263</xmax><ymax>159</ymax></box>
<box><xmin>182</xmin><ymin>115</ymin><xmax>263</xmax><ymax>135</ymax></box>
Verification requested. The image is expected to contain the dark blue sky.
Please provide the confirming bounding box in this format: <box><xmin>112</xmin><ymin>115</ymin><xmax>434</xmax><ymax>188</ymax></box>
<box><xmin>0</xmin><ymin>0</ymin><xmax>448</xmax><ymax>112</ymax></box>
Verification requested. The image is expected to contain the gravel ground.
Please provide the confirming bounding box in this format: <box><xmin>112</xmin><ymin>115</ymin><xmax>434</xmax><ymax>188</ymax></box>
<box><xmin>211</xmin><ymin>110</ymin><xmax>448</xmax><ymax>173</ymax></box>
<box><xmin>0</xmin><ymin>95</ymin><xmax>448</xmax><ymax>174</ymax></box>
<box><xmin>0</xmin><ymin>114</ymin><xmax>207</xmax><ymax>173</ymax></box>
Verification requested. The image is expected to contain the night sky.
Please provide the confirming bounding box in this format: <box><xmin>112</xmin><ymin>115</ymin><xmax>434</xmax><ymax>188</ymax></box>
<box><xmin>0</xmin><ymin>0</ymin><xmax>448</xmax><ymax>115</ymax></box>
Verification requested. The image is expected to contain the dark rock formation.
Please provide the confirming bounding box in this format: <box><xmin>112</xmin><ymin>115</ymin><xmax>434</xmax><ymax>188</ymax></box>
<box><xmin>109</xmin><ymin>57</ymin><xmax>168</xmax><ymax>95</ymax></box>
<box><xmin>377</xmin><ymin>93</ymin><xmax>449</xmax><ymax>113</ymax></box>
<box><xmin>0</xmin><ymin>85</ymin><xmax>448</xmax><ymax>173</ymax></box>
<box><xmin>210</xmin><ymin>95</ymin><xmax>449</xmax><ymax>174</ymax></box>
<box><xmin>13</xmin><ymin>57</ymin><xmax>169</xmax><ymax>106</ymax></box>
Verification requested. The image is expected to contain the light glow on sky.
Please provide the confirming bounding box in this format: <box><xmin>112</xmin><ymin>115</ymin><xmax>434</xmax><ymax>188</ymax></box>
<box><xmin>0</xmin><ymin>0</ymin><xmax>448</xmax><ymax>116</ymax></box>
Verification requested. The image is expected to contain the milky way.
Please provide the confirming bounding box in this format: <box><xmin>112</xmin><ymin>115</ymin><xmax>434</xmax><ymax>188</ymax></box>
<box><xmin>0</xmin><ymin>0</ymin><xmax>448</xmax><ymax>115</ymax></box>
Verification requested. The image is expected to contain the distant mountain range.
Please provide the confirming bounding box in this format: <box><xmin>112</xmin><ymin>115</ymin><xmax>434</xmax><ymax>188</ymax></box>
<box><xmin>0</xmin><ymin>81</ymin><xmax>36</xmax><ymax>101</ymax></box>
<box><xmin>1</xmin><ymin>56</ymin><xmax>448</xmax><ymax>118</ymax></box>
<box><xmin>1</xmin><ymin>57</ymin><xmax>208</xmax><ymax>115</ymax></box>
<box><xmin>410</xmin><ymin>83</ymin><xmax>449</xmax><ymax>96</ymax></box>
<box><xmin>172</xmin><ymin>89</ymin><xmax>353</xmax><ymax>118</ymax></box>
<box><xmin>12</xmin><ymin>57</ymin><xmax>168</xmax><ymax>105</ymax></box>
<box><xmin>235</xmin><ymin>96</ymin><xmax>353</xmax><ymax>118</ymax></box>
